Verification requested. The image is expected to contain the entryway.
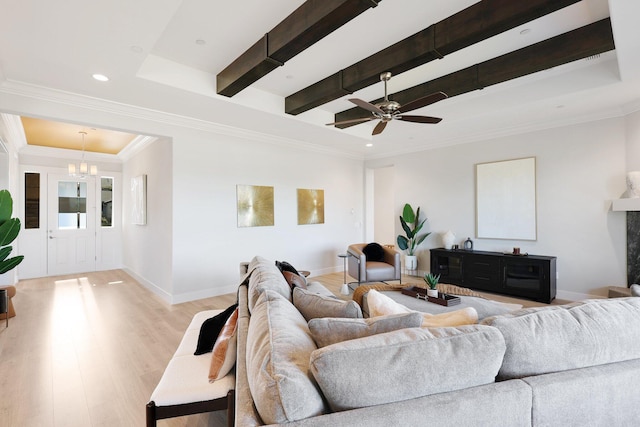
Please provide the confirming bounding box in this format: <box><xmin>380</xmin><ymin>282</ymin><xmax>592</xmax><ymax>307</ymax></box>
<box><xmin>47</xmin><ymin>174</ymin><xmax>97</xmax><ymax>275</ymax></box>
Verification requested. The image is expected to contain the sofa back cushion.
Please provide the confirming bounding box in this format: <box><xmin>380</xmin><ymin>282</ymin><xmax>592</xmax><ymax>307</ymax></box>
<box><xmin>481</xmin><ymin>298</ymin><xmax>640</xmax><ymax>380</ymax></box>
<box><xmin>246</xmin><ymin>289</ymin><xmax>326</xmax><ymax>424</ymax></box>
<box><xmin>247</xmin><ymin>256</ymin><xmax>292</xmax><ymax>313</ymax></box>
<box><xmin>309</xmin><ymin>325</ymin><xmax>505</xmax><ymax>412</ymax></box>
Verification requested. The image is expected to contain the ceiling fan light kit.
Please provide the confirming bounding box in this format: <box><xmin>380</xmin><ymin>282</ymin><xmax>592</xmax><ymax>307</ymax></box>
<box><xmin>326</xmin><ymin>72</ymin><xmax>447</xmax><ymax>135</ymax></box>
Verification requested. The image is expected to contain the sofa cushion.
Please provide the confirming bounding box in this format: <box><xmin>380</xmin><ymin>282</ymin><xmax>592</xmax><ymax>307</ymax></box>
<box><xmin>481</xmin><ymin>298</ymin><xmax>640</xmax><ymax>380</ymax></box>
<box><xmin>247</xmin><ymin>256</ymin><xmax>292</xmax><ymax>313</ymax></box>
<box><xmin>309</xmin><ymin>325</ymin><xmax>506</xmax><ymax>412</ymax></box>
<box><xmin>367</xmin><ymin>289</ymin><xmax>478</xmax><ymax>327</ymax></box>
<box><xmin>246</xmin><ymin>290</ymin><xmax>326</xmax><ymax>424</ymax></box>
<box><xmin>308</xmin><ymin>312</ymin><xmax>423</xmax><ymax>348</ymax></box>
<box><xmin>293</xmin><ymin>287</ymin><xmax>362</xmax><ymax>321</ymax></box>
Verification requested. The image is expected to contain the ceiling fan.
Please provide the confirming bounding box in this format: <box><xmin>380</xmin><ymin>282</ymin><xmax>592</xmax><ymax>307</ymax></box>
<box><xmin>327</xmin><ymin>72</ymin><xmax>448</xmax><ymax>135</ymax></box>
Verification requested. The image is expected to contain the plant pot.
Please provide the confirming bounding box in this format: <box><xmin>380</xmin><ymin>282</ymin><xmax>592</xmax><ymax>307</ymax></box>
<box><xmin>405</xmin><ymin>255</ymin><xmax>417</xmax><ymax>270</ymax></box>
<box><xmin>427</xmin><ymin>288</ymin><xmax>439</xmax><ymax>298</ymax></box>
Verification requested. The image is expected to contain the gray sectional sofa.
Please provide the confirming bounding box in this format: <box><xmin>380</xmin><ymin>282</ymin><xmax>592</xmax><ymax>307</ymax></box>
<box><xmin>235</xmin><ymin>256</ymin><xmax>640</xmax><ymax>426</ymax></box>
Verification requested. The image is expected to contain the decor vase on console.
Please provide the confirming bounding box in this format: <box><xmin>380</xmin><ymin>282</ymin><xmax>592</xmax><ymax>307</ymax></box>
<box><xmin>442</xmin><ymin>230</ymin><xmax>455</xmax><ymax>250</ymax></box>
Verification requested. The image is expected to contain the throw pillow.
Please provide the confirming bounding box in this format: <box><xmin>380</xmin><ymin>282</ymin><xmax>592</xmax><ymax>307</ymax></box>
<box><xmin>309</xmin><ymin>325</ymin><xmax>506</xmax><ymax>412</ymax></box>
<box><xmin>276</xmin><ymin>260</ymin><xmax>302</xmax><ymax>277</ymax></box>
<box><xmin>209</xmin><ymin>307</ymin><xmax>239</xmax><ymax>382</ymax></box>
<box><xmin>293</xmin><ymin>287</ymin><xmax>362</xmax><ymax>321</ymax></box>
<box><xmin>282</xmin><ymin>270</ymin><xmax>307</xmax><ymax>290</ymax></box>
<box><xmin>308</xmin><ymin>312</ymin><xmax>423</xmax><ymax>347</ymax></box>
<box><xmin>362</xmin><ymin>242</ymin><xmax>385</xmax><ymax>262</ymax></box>
<box><xmin>366</xmin><ymin>289</ymin><xmax>478</xmax><ymax>327</ymax></box>
<box><xmin>194</xmin><ymin>303</ymin><xmax>238</xmax><ymax>355</ymax></box>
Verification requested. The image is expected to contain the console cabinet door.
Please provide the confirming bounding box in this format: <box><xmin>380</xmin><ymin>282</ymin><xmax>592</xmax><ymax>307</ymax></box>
<box><xmin>430</xmin><ymin>250</ymin><xmax>464</xmax><ymax>286</ymax></box>
<box><xmin>463</xmin><ymin>254</ymin><xmax>501</xmax><ymax>291</ymax></box>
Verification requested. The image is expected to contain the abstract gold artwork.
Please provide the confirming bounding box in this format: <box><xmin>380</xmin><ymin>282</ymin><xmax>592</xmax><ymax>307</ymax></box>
<box><xmin>297</xmin><ymin>188</ymin><xmax>324</xmax><ymax>225</ymax></box>
<box><xmin>237</xmin><ymin>185</ymin><xmax>274</xmax><ymax>227</ymax></box>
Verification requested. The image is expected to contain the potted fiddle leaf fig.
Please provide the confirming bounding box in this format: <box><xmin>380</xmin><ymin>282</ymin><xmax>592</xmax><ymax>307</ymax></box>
<box><xmin>0</xmin><ymin>190</ymin><xmax>24</xmax><ymax>275</ymax></box>
<box><xmin>397</xmin><ymin>203</ymin><xmax>430</xmax><ymax>270</ymax></box>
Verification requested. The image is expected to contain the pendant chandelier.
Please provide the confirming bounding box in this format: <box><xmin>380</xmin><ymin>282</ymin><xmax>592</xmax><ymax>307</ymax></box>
<box><xmin>68</xmin><ymin>131</ymin><xmax>97</xmax><ymax>177</ymax></box>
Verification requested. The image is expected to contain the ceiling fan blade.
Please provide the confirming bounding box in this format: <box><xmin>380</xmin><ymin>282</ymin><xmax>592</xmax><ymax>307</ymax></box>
<box><xmin>397</xmin><ymin>92</ymin><xmax>448</xmax><ymax>114</ymax></box>
<box><xmin>398</xmin><ymin>115</ymin><xmax>442</xmax><ymax>124</ymax></box>
<box><xmin>326</xmin><ymin>117</ymin><xmax>374</xmax><ymax>126</ymax></box>
<box><xmin>350</xmin><ymin>98</ymin><xmax>385</xmax><ymax>115</ymax></box>
<box><xmin>372</xmin><ymin>121</ymin><xmax>387</xmax><ymax>135</ymax></box>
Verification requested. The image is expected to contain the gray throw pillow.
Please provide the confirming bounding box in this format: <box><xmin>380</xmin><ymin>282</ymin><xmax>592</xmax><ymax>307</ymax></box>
<box><xmin>308</xmin><ymin>312</ymin><xmax>423</xmax><ymax>348</ymax></box>
<box><xmin>310</xmin><ymin>325</ymin><xmax>506</xmax><ymax>412</ymax></box>
<box><xmin>293</xmin><ymin>287</ymin><xmax>363</xmax><ymax>321</ymax></box>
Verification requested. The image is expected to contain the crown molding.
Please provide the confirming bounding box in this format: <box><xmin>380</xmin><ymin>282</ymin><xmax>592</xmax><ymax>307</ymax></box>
<box><xmin>0</xmin><ymin>112</ymin><xmax>27</xmax><ymax>149</ymax></box>
<box><xmin>0</xmin><ymin>79</ymin><xmax>365</xmax><ymax>161</ymax></box>
<box><xmin>365</xmin><ymin>105</ymin><xmax>627</xmax><ymax>160</ymax></box>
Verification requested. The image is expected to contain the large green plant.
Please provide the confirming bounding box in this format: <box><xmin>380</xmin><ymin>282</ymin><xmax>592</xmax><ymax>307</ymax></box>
<box><xmin>396</xmin><ymin>203</ymin><xmax>430</xmax><ymax>256</ymax></box>
<box><xmin>0</xmin><ymin>190</ymin><xmax>24</xmax><ymax>274</ymax></box>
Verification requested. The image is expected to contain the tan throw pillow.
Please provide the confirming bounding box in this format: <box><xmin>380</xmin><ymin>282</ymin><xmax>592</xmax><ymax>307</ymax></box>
<box><xmin>308</xmin><ymin>312</ymin><xmax>423</xmax><ymax>348</ymax></box>
<box><xmin>293</xmin><ymin>287</ymin><xmax>362</xmax><ymax>321</ymax></box>
<box><xmin>208</xmin><ymin>307</ymin><xmax>239</xmax><ymax>382</ymax></box>
<box><xmin>282</xmin><ymin>270</ymin><xmax>307</xmax><ymax>290</ymax></box>
<box><xmin>366</xmin><ymin>289</ymin><xmax>478</xmax><ymax>327</ymax></box>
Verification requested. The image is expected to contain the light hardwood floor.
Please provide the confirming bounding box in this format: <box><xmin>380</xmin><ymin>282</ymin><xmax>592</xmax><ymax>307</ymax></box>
<box><xmin>0</xmin><ymin>269</ymin><xmax>566</xmax><ymax>427</ymax></box>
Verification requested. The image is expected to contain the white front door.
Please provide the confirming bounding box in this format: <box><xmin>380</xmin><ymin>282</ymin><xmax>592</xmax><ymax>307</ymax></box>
<box><xmin>47</xmin><ymin>174</ymin><xmax>96</xmax><ymax>275</ymax></box>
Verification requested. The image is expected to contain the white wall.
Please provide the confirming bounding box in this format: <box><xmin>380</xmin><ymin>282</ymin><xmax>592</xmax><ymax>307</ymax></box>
<box><xmin>122</xmin><ymin>137</ymin><xmax>173</xmax><ymax>300</ymax></box>
<box><xmin>0</xmin><ymin>124</ymin><xmax>21</xmax><ymax>285</ymax></box>
<box><xmin>373</xmin><ymin>166</ymin><xmax>395</xmax><ymax>245</ymax></box>
<box><xmin>170</xmin><ymin>130</ymin><xmax>365</xmax><ymax>303</ymax></box>
<box><xmin>367</xmin><ymin>117</ymin><xmax>628</xmax><ymax>300</ymax></box>
<box><xmin>626</xmin><ymin>110</ymin><xmax>640</xmax><ymax>171</ymax></box>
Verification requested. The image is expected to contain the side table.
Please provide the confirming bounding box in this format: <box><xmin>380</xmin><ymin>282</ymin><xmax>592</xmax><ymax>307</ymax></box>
<box><xmin>337</xmin><ymin>253</ymin><xmax>350</xmax><ymax>295</ymax></box>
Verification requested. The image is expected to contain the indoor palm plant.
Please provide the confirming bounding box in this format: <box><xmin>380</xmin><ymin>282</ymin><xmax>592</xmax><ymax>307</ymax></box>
<box><xmin>0</xmin><ymin>190</ymin><xmax>24</xmax><ymax>275</ymax></box>
<box><xmin>397</xmin><ymin>203</ymin><xmax>430</xmax><ymax>270</ymax></box>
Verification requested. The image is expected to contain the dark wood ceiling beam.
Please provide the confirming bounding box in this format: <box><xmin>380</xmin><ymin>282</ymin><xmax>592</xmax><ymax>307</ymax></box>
<box><xmin>333</xmin><ymin>18</ymin><xmax>615</xmax><ymax>128</ymax></box>
<box><xmin>285</xmin><ymin>0</ymin><xmax>581</xmax><ymax>115</ymax></box>
<box><xmin>216</xmin><ymin>0</ymin><xmax>380</xmax><ymax>97</ymax></box>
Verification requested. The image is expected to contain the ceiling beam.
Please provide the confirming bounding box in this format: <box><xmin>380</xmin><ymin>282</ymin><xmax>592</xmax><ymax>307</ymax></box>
<box><xmin>285</xmin><ymin>0</ymin><xmax>581</xmax><ymax>116</ymax></box>
<box><xmin>216</xmin><ymin>0</ymin><xmax>381</xmax><ymax>97</ymax></box>
<box><xmin>333</xmin><ymin>18</ymin><xmax>615</xmax><ymax>128</ymax></box>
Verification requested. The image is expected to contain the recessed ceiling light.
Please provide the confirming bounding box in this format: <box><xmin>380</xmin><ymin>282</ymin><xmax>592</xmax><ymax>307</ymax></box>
<box><xmin>520</xmin><ymin>28</ymin><xmax>531</xmax><ymax>35</ymax></box>
<box><xmin>92</xmin><ymin>74</ymin><xmax>109</xmax><ymax>82</ymax></box>
<box><xmin>366</xmin><ymin>143</ymin><xmax>373</xmax><ymax>147</ymax></box>
<box><xmin>195</xmin><ymin>39</ymin><xmax>206</xmax><ymax>45</ymax></box>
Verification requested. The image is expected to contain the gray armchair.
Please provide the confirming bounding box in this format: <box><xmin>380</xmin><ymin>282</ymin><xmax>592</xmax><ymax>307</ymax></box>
<box><xmin>347</xmin><ymin>243</ymin><xmax>401</xmax><ymax>286</ymax></box>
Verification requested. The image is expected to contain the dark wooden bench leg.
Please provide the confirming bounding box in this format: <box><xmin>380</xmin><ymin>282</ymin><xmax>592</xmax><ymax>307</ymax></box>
<box><xmin>146</xmin><ymin>401</ymin><xmax>157</xmax><ymax>427</ymax></box>
<box><xmin>227</xmin><ymin>390</ymin><xmax>236</xmax><ymax>427</ymax></box>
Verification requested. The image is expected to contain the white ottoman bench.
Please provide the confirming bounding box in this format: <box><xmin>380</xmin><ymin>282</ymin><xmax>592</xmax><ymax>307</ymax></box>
<box><xmin>146</xmin><ymin>310</ymin><xmax>235</xmax><ymax>427</ymax></box>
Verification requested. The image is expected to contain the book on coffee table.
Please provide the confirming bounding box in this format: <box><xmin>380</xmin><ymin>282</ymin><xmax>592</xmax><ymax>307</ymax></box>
<box><xmin>401</xmin><ymin>286</ymin><xmax>461</xmax><ymax>306</ymax></box>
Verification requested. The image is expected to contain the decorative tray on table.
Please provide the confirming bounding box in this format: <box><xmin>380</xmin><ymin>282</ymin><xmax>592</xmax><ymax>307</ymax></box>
<box><xmin>401</xmin><ymin>286</ymin><xmax>461</xmax><ymax>306</ymax></box>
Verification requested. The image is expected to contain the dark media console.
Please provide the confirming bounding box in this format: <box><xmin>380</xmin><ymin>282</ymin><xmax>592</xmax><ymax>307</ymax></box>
<box><xmin>430</xmin><ymin>248</ymin><xmax>556</xmax><ymax>303</ymax></box>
